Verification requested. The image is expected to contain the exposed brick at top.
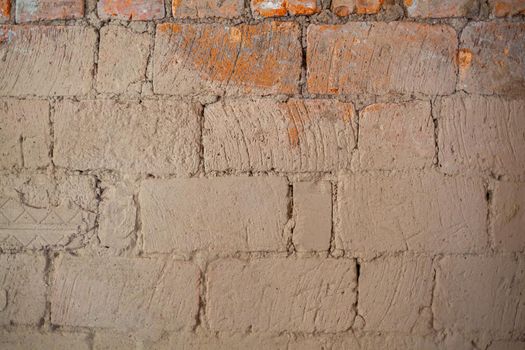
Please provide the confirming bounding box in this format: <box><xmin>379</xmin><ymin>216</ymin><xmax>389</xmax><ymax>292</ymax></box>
<box><xmin>16</xmin><ymin>0</ymin><xmax>84</xmax><ymax>22</ymax></box>
<box><xmin>307</xmin><ymin>22</ymin><xmax>457</xmax><ymax>95</ymax></box>
<box><xmin>489</xmin><ymin>0</ymin><xmax>525</xmax><ymax>16</ymax></box>
<box><xmin>0</xmin><ymin>0</ymin><xmax>10</xmax><ymax>22</ymax></box>
<box><xmin>404</xmin><ymin>0</ymin><xmax>476</xmax><ymax>18</ymax></box>
<box><xmin>172</xmin><ymin>0</ymin><xmax>244</xmax><ymax>18</ymax></box>
<box><xmin>251</xmin><ymin>0</ymin><xmax>319</xmax><ymax>17</ymax></box>
<box><xmin>153</xmin><ymin>22</ymin><xmax>301</xmax><ymax>96</ymax></box>
<box><xmin>97</xmin><ymin>0</ymin><xmax>165</xmax><ymax>20</ymax></box>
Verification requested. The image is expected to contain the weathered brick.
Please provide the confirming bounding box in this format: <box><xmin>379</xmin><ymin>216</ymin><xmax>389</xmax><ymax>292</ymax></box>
<box><xmin>355</xmin><ymin>0</ymin><xmax>383</xmax><ymax>13</ymax></box>
<box><xmin>0</xmin><ymin>0</ymin><xmax>10</xmax><ymax>22</ymax></box>
<box><xmin>492</xmin><ymin>181</ymin><xmax>525</xmax><ymax>252</ymax></box>
<box><xmin>207</xmin><ymin>258</ymin><xmax>357</xmax><ymax>332</ymax></box>
<box><xmin>293</xmin><ymin>181</ymin><xmax>332</xmax><ymax>252</ymax></box>
<box><xmin>0</xmin><ymin>331</ymin><xmax>90</xmax><ymax>350</ymax></box>
<box><xmin>331</xmin><ymin>0</ymin><xmax>354</xmax><ymax>16</ymax></box>
<box><xmin>93</xmin><ymin>332</ymin><xmax>136</xmax><ymax>350</ymax></box>
<box><xmin>355</xmin><ymin>101</ymin><xmax>435</xmax><ymax>170</ymax></box>
<box><xmin>251</xmin><ymin>0</ymin><xmax>319</xmax><ymax>17</ymax></box>
<box><xmin>404</xmin><ymin>0</ymin><xmax>475</xmax><ymax>18</ymax></box>
<box><xmin>0</xmin><ymin>26</ymin><xmax>96</xmax><ymax>96</ymax></box>
<box><xmin>307</xmin><ymin>23</ymin><xmax>457</xmax><ymax>95</ymax></box>
<box><xmin>97</xmin><ymin>0</ymin><xmax>165</xmax><ymax>20</ymax></box>
<box><xmin>0</xmin><ymin>254</ymin><xmax>46</xmax><ymax>325</ymax></box>
<box><xmin>153</xmin><ymin>22</ymin><xmax>301</xmax><ymax>96</ymax></box>
<box><xmin>140</xmin><ymin>177</ymin><xmax>288</xmax><ymax>254</ymax></box>
<box><xmin>490</xmin><ymin>0</ymin><xmax>525</xmax><ymax>16</ymax></box>
<box><xmin>173</xmin><ymin>0</ymin><xmax>243</xmax><ymax>18</ymax></box>
<box><xmin>434</xmin><ymin>255</ymin><xmax>525</xmax><ymax>335</ymax></box>
<box><xmin>53</xmin><ymin>99</ymin><xmax>200</xmax><ymax>175</ymax></box>
<box><xmin>16</xmin><ymin>0</ymin><xmax>84</xmax><ymax>22</ymax></box>
<box><xmin>203</xmin><ymin>99</ymin><xmax>356</xmax><ymax>172</ymax></box>
<box><xmin>0</xmin><ymin>173</ymin><xmax>97</xmax><ymax>251</ymax></box>
<box><xmin>458</xmin><ymin>22</ymin><xmax>525</xmax><ymax>95</ymax></box>
<box><xmin>337</xmin><ymin>172</ymin><xmax>486</xmax><ymax>255</ymax></box>
<box><xmin>0</xmin><ymin>99</ymin><xmax>49</xmax><ymax>170</ymax></box>
<box><xmin>51</xmin><ymin>255</ymin><xmax>199</xmax><ymax>331</ymax></box>
<box><xmin>97</xmin><ymin>26</ymin><xmax>150</xmax><ymax>94</ymax></box>
<box><xmin>437</xmin><ymin>96</ymin><xmax>525</xmax><ymax>177</ymax></box>
<box><xmin>358</xmin><ymin>254</ymin><xmax>433</xmax><ymax>333</ymax></box>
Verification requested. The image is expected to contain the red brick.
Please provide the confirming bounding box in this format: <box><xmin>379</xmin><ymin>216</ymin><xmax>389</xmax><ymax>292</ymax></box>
<box><xmin>251</xmin><ymin>0</ymin><xmax>319</xmax><ymax>17</ymax></box>
<box><xmin>16</xmin><ymin>0</ymin><xmax>84</xmax><ymax>22</ymax></box>
<box><xmin>97</xmin><ymin>0</ymin><xmax>165</xmax><ymax>20</ymax></box>
<box><xmin>331</xmin><ymin>0</ymin><xmax>354</xmax><ymax>16</ymax></box>
<box><xmin>490</xmin><ymin>0</ymin><xmax>525</xmax><ymax>16</ymax></box>
<box><xmin>356</xmin><ymin>0</ymin><xmax>383</xmax><ymax>14</ymax></box>
<box><xmin>172</xmin><ymin>0</ymin><xmax>243</xmax><ymax>18</ymax></box>
<box><xmin>404</xmin><ymin>0</ymin><xmax>475</xmax><ymax>18</ymax></box>
<box><xmin>0</xmin><ymin>0</ymin><xmax>10</xmax><ymax>22</ymax></box>
<box><xmin>307</xmin><ymin>23</ymin><xmax>457</xmax><ymax>95</ymax></box>
<box><xmin>153</xmin><ymin>22</ymin><xmax>301</xmax><ymax>96</ymax></box>
<box><xmin>458</xmin><ymin>22</ymin><xmax>525</xmax><ymax>95</ymax></box>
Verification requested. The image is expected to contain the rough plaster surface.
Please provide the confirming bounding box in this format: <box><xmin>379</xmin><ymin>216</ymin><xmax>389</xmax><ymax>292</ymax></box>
<box><xmin>0</xmin><ymin>0</ymin><xmax>524</xmax><ymax>348</ymax></box>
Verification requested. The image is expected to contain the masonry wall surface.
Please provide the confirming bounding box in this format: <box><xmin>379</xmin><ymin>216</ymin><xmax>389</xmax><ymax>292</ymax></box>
<box><xmin>0</xmin><ymin>0</ymin><xmax>524</xmax><ymax>349</ymax></box>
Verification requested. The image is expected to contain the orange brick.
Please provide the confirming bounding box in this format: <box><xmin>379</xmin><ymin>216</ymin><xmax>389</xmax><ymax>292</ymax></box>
<box><xmin>0</xmin><ymin>0</ymin><xmax>10</xmax><ymax>22</ymax></box>
<box><xmin>251</xmin><ymin>0</ymin><xmax>318</xmax><ymax>17</ymax></box>
<box><xmin>331</xmin><ymin>0</ymin><xmax>355</xmax><ymax>16</ymax></box>
<box><xmin>172</xmin><ymin>0</ymin><xmax>243</xmax><ymax>18</ymax></box>
<box><xmin>356</xmin><ymin>0</ymin><xmax>383</xmax><ymax>14</ymax></box>
<box><xmin>307</xmin><ymin>22</ymin><xmax>457</xmax><ymax>95</ymax></box>
<box><xmin>405</xmin><ymin>0</ymin><xmax>475</xmax><ymax>18</ymax></box>
<box><xmin>153</xmin><ymin>22</ymin><xmax>302</xmax><ymax>96</ymax></box>
<box><xmin>97</xmin><ymin>0</ymin><xmax>165</xmax><ymax>20</ymax></box>
<box><xmin>489</xmin><ymin>0</ymin><xmax>525</xmax><ymax>16</ymax></box>
<box><xmin>16</xmin><ymin>0</ymin><xmax>84</xmax><ymax>22</ymax></box>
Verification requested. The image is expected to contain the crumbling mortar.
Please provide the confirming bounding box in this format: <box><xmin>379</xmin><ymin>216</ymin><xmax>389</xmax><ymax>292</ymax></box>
<box><xmin>430</xmin><ymin>98</ymin><xmax>440</xmax><ymax>168</ymax></box>
<box><xmin>286</xmin><ymin>180</ymin><xmax>296</xmax><ymax>255</ymax></box>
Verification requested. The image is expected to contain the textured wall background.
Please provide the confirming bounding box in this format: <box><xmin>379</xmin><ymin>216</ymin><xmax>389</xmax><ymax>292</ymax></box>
<box><xmin>0</xmin><ymin>0</ymin><xmax>524</xmax><ymax>349</ymax></box>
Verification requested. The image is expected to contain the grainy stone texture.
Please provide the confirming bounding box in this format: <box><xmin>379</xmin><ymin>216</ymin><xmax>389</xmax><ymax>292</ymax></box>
<box><xmin>458</xmin><ymin>22</ymin><xmax>525</xmax><ymax>95</ymax></box>
<box><xmin>437</xmin><ymin>96</ymin><xmax>525</xmax><ymax>178</ymax></box>
<box><xmin>51</xmin><ymin>255</ymin><xmax>200</xmax><ymax>332</ymax></box>
<box><xmin>434</xmin><ymin>255</ymin><xmax>525</xmax><ymax>336</ymax></box>
<box><xmin>492</xmin><ymin>181</ymin><xmax>525</xmax><ymax>252</ymax></box>
<box><xmin>489</xmin><ymin>0</ymin><xmax>525</xmax><ymax>16</ymax></box>
<box><xmin>0</xmin><ymin>254</ymin><xmax>46</xmax><ymax>325</ymax></box>
<box><xmin>97</xmin><ymin>26</ymin><xmax>150</xmax><ymax>94</ymax></box>
<box><xmin>307</xmin><ymin>22</ymin><xmax>457</xmax><ymax>95</ymax></box>
<box><xmin>153</xmin><ymin>22</ymin><xmax>301</xmax><ymax>96</ymax></box>
<box><xmin>292</xmin><ymin>181</ymin><xmax>332</xmax><ymax>252</ymax></box>
<box><xmin>15</xmin><ymin>0</ymin><xmax>84</xmax><ymax>22</ymax></box>
<box><xmin>97</xmin><ymin>0</ymin><xmax>165</xmax><ymax>20</ymax></box>
<box><xmin>404</xmin><ymin>0</ymin><xmax>476</xmax><ymax>18</ymax></box>
<box><xmin>0</xmin><ymin>99</ymin><xmax>49</xmax><ymax>170</ymax></box>
<box><xmin>207</xmin><ymin>258</ymin><xmax>357</xmax><ymax>332</ymax></box>
<box><xmin>204</xmin><ymin>99</ymin><xmax>356</xmax><ymax>172</ymax></box>
<box><xmin>354</xmin><ymin>100</ymin><xmax>435</xmax><ymax>170</ymax></box>
<box><xmin>173</xmin><ymin>0</ymin><xmax>244</xmax><ymax>17</ymax></box>
<box><xmin>140</xmin><ymin>177</ymin><xmax>288</xmax><ymax>253</ymax></box>
<box><xmin>0</xmin><ymin>331</ymin><xmax>90</xmax><ymax>350</ymax></box>
<box><xmin>0</xmin><ymin>26</ymin><xmax>96</xmax><ymax>96</ymax></box>
<box><xmin>337</xmin><ymin>172</ymin><xmax>487</xmax><ymax>255</ymax></box>
<box><xmin>53</xmin><ymin>99</ymin><xmax>200</xmax><ymax>175</ymax></box>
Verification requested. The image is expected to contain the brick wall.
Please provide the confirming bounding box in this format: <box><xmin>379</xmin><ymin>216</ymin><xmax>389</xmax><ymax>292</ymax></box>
<box><xmin>0</xmin><ymin>0</ymin><xmax>524</xmax><ymax>349</ymax></box>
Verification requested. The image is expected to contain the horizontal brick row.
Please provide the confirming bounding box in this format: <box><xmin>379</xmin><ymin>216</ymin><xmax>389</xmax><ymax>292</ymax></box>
<box><xmin>1</xmin><ymin>22</ymin><xmax>523</xmax><ymax>97</ymax></box>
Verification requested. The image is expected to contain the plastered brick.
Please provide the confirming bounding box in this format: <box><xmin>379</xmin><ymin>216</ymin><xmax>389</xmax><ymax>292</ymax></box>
<box><xmin>93</xmin><ymin>332</ymin><xmax>137</xmax><ymax>350</ymax></box>
<box><xmin>140</xmin><ymin>177</ymin><xmax>288</xmax><ymax>254</ymax></box>
<box><xmin>489</xmin><ymin>0</ymin><xmax>525</xmax><ymax>16</ymax></box>
<box><xmin>0</xmin><ymin>99</ymin><xmax>49</xmax><ymax>170</ymax></box>
<box><xmin>0</xmin><ymin>26</ymin><xmax>96</xmax><ymax>96</ymax></box>
<box><xmin>173</xmin><ymin>0</ymin><xmax>244</xmax><ymax>17</ymax></box>
<box><xmin>355</xmin><ymin>100</ymin><xmax>435</xmax><ymax>170</ymax></box>
<box><xmin>203</xmin><ymin>99</ymin><xmax>356</xmax><ymax>172</ymax></box>
<box><xmin>307</xmin><ymin>22</ymin><xmax>457</xmax><ymax>95</ymax></box>
<box><xmin>51</xmin><ymin>255</ymin><xmax>200</xmax><ymax>332</ymax></box>
<box><xmin>434</xmin><ymin>255</ymin><xmax>525</xmax><ymax>335</ymax></box>
<box><xmin>0</xmin><ymin>0</ymin><xmax>10</xmax><ymax>22</ymax></box>
<box><xmin>0</xmin><ymin>331</ymin><xmax>90</xmax><ymax>350</ymax></box>
<box><xmin>153</xmin><ymin>22</ymin><xmax>301</xmax><ymax>96</ymax></box>
<box><xmin>147</xmin><ymin>333</ymin><xmax>290</xmax><ymax>350</ymax></box>
<box><xmin>251</xmin><ymin>0</ymin><xmax>319</xmax><ymax>17</ymax></box>
<box><xmin>337</xmin><ymin>172</ymin><xmax>487</xmax><ymax>255</ymax></box>
<box><xmin>293</xmin><ymin>181</ymin><xmax>332</xmax><ymax>252</ymax></box>
<box><xmin>404</xmin><ymin>0</ymin><xmax>476</xmax><ymax>18</ymax></box>
<box><xmin>458</xmin><ymin>22</ymin><xmax>525</xmax><ymax>95</ymax></box>
<box><xmin>16</xmin><ymin>0</ymin><xmax>84</xmax><ymax>22</ymax></box>
<box><xmin>53</xmin><ymin>99</ymin><xmax>200</xmax><ymax>175</ymax></box>
<box><xmin>358</xmin><ymin>254</ymin><xmax>433</xmax><ymax>333</ymax></box>
<box><xmin>97</xmin><ymin>0</ymin><xmax>165</xmax><ymax>20</ymax></box>
<box><xmin>0</xmin><ymin>254</ymin><xmax>46</xmax><ymax>325</ymax></box>
<box><xmin>0</xmin><ymin>173</ymin><xmax>97</xmax><ymax>251</ymax></box>
<box><xmin>492</xmin><ymin>181</ymin><xmax>525</xmax><ymax>252</ymax></box>
<box><xmin>437</xmin><ymin>96</ymin><xmax>525</xmax><ymax>177</ymax></box>
<box><xmin>487</xmin><ymin>340</ymin><xmax>525</xmax><ymax>350</ymax></box>
<box><xmin>207</xmin><ymin>258</ymin><xmax>357</xmax><ymax>332</ymax></box>
<box><xmin>97</xmin><ymin>26</ymin><xmax>150</xmax><ymax>94</ymax></box>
